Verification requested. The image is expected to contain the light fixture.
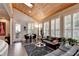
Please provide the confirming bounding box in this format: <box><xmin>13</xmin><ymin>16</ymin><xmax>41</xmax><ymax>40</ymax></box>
<box><xmin>24</xmin><ymin>3</ymin><xmax>33</xmax><ymax>8</ymax></box>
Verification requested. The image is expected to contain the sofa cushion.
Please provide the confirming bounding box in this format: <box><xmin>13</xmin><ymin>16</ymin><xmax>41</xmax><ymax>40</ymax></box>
<box><xmin>45</xmin><ymin>49</ymin><xmax>66</xmax><ymax>56</ymax></box>
<box><xmin>75</xmin><ymin>51</ymin><xmax>79</xmax><ymax>56</ymax></box>
<box><xmin>0</xmin><ymin>39</ymin><xmax>8</xmax><ymax>56</ymax></box>
<box><xmin>61</xmin><ymin>45</ymin><xmax>79</xmax><ymax>56</ymax></box>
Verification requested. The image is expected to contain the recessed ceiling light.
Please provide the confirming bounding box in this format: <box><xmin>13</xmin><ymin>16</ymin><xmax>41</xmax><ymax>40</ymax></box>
<box><xmin>29</xmin><ymin>10</ymin><xmax>31</xmax><ymax>13</ymax></box>
<box><xmin>24</xmin><ymin>3</ymin><xmax>33</xmax><ymax>8</ymax></box>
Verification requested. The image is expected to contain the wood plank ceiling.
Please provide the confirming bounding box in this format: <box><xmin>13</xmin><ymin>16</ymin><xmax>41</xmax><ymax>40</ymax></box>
<box><xmin>12</xmin><ymin>3</ymin><xmax>76</xmax><ymax>22</ymax></box>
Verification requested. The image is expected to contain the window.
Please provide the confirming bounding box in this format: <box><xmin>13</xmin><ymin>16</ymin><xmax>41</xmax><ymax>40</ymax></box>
<box><xmin>39</xmin><ymin>23</ymin><xmax>42</xmax><ymax>36</ymax></box>
<box><xmin>64</xmin><ymin>12</ymin><xmax>79</xmax><ymax>40</ymax></box>
<box><xmin>56</xmin><ymin>18</ymin><xmax>60</xmax><ymax>37</ymax></box>
<box><xmin>64</xmin><ymin>15</ymin><xmax>72</xmax><ymax>38</ymax></box>
<box><xmin>44</xmin><ymin>21</ymin><xmax>49</xmax><ymax>37</ymax></box>
<box><xmin>51</xmin><ymin>17</ymin><xmax>60</xmax><ymax>37</ymax></box>
<box><xmin>73</xmin><ymin>12</ymin><xmax>79</xmax><ymax>40</ymax></box>
<box><xmin>15</xmin><ymin>24</ymin><xmax>21</xmax><ymax>33</ymax></box>
<box><xmin>28</xmin><ymin>23</ymin><xmax>31</xmax><ymax>34</ymax></box>
<box><xmin>28</xmin><ymin>23</ymin><xmax>34</xmax><ymax>34</ymax></box>
<box><xmin>51</xmin><ymin>19</ymin><xmax>55</xmax><ymax>37</ymax></box>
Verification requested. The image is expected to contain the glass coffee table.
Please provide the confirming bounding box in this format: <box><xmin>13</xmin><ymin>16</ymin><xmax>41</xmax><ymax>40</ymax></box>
<box><xmin>35</xmin><ymin>42</ymin><xmax>46</xmax><ymax>47</ymax></box>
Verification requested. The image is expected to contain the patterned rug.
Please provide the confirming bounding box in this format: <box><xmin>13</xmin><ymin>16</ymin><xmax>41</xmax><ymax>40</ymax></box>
<box><xmin>24</xmin><ymin>44</ymin><xmax>53</xmax><ymax>56</ymax></box>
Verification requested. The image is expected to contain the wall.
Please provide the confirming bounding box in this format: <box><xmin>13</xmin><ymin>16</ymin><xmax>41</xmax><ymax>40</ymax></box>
<box><xmin>13</xmin><ymin>19</ymin><xmax>28</xmax><ymax>42</ymax></box>
<box><xmin>12</xmin><ymin>9</ymin><xmax>35</xmax><ymax>42</ymax></box>
<box><xmin>0</xmin><ymin>4</ymin><xmax>10</xmax><ymax>20</ymax></box>
<box><xmin>0</xmin><ymin>19</ymin><xmax>10</xmax><ymax>40</ymax></box>
<box><xmin>0</xmin><ymin>4</ymin><xmax>10</xmax><ymax>40</ymax></box>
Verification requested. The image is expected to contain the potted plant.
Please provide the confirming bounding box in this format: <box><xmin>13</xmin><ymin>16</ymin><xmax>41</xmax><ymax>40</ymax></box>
<box><xmin>68</xmin><ymin>38</ymin><xmax>78</xmax><ymax>46</ymax></box>
<box><xmin>60</xmin><ymin>37</ymin><xmax>66</xmax><ymax>44</ymax></box>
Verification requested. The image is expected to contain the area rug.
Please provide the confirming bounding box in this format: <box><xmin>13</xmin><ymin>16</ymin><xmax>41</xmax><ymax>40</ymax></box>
<box><xmin>24</xmin><ymin>44</ymin><xmax>53</xmax><ymax>56</ymax></box>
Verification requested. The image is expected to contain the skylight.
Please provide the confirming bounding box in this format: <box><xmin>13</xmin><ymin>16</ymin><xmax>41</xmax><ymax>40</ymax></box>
<box><xmin>24</xmin><ymin>3</ymin><xmax>33</xmax><ymax>8</ymax></box>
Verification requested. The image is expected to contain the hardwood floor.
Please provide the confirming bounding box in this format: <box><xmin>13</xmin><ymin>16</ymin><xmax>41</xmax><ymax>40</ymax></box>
<box><xmin>8</xmin><ymin>42</ymin><xmax>28</xmax><ymax>56</ymax></box>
